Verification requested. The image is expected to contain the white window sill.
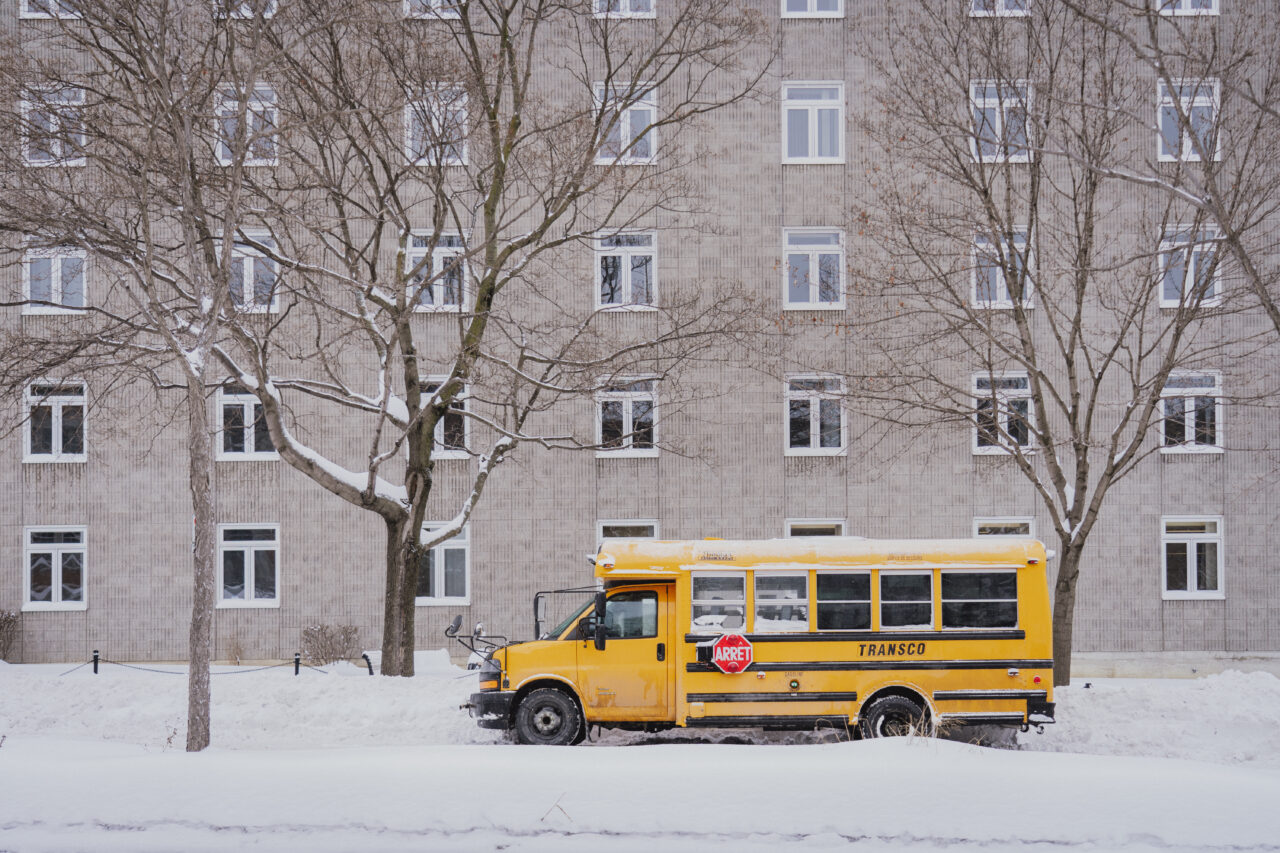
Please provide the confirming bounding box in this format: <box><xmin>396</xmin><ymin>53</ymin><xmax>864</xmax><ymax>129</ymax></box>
<box><xmin>1160</xmin><ymin>8</ymin><xmax>1218</xmax><ymax>15</ymax></box>
<box><xmin>432</xmin><ymin>449</ymin><xmax>470</xmax><ymax>460</ymax></box>
<box><xmin>413</xmin><ymin>305</ymin><xmax>464</xmax><ymax>313</ymax></box>
<box><xmin>782</xmin><ymin>157</ymin><xmax>845</xmax><ymax>166</ymax></box>
<box><xmin>217</xmin><ymin>599</ymin><xmax>281</xmax><ymax>609</ymax></box>
<box><xmin>970</xmin><ymin>11</ymin><xmax>1030</xmax><ymax>17</ymax></box>
<box><xmin>406</xmin><ymin>10</ymin><xmax>461</xmax><ymax>19</ymax></box>
<box><xmin>596</xmin><ymin>449</ymin><xmax>659</xmax><ymax>459</ymax></box>
<box><xmin>23</xmin><ymin>306</ymin><xmax>87</xmax><ymax>315</ymax></box>
<box><xmin>23</xmin><ymin>455</ymin><xmax>87</xmax><ymax>464</ymax></box>
<box><xmin>1161</xmin><ymin>591</ymin><xmax>1225</xmax><ymax>601</ymax></box>
<box><xmin>783</xmin><ymin>303</ymin><xmax>845</xmax><ymax>312</ymax></box>
<box><xmin>972</xmin><ymin>154</ymin><xmax>1033</xmax><ymax>165</ymax></box>
<box><xmin>785</xmin><ymin>447</ymin><xmax>846</xmax><ymax>457</ymax></box>
<box><xmin>594</xmin><ymin>158</ymin><xmax>658</xmax><ymax>167</ymax></box>
<box><xmin>24</xmin><ymin>158</ymin><xmax>87</xmax><ymax>168</ymax></box>
<box><xmin>1159</xmin><ymin>301</ymin><xmax>1222</xmax><ymax>310</ymax></box>
<box><xmin>597</xmin><ymin>304</ymin><xmax>659</xmax><ymax>312</ymax></box>
<box><xmin>973</xmin><ymin>446</ymin><xmax>1035</xmax><ymax>456</ymax></box>
<box><xmin>593</xmin><ymin>11</ymin><xmax>657</xmax><ymax>18</ymax></box>
<box><xmin>782</xmin><ymin>12</ymin><xmax>844</xmax><ymax>18</ymax></box>
<box><xmin>973</xmin><ymin>301</ymin><xmax>1034</xmax><ymax>310</ymax></box>
<box><xmin>1158</xmin><ymin>154</ymin><xmax>1218</xmax><ymax>164</ymax></box>
<box><xmin>1160</xmin><ymin>445</ymin><xmax>1224</xmax><ymax>455</ymax></box>
<box><xmin>217</xmin><ymin>452</ymin><xmax>280</xmax><ymax>462</ymax></box>
<box><xmin>19</xmin><ymin>11</ymin><xmax>82</xmax><ymax>18</ymax></box>
<box><xmin>408</xmin><ymin>158</ymin><xmax>469</xmax><ymax>168</ymax></box>
<box><xmin>236</xmin><ymin>306</ymin><xmax>281</xmax><ymax>315</ymax></box>
<box><xmin>416</xmin><ymin>597</ymin><xmax>471</xmax><ymax>607</ymax></box>
<box><xmin>22</xmin><ymin>601</ymin><xmax>87</xmax><ymax>612</ymax></box>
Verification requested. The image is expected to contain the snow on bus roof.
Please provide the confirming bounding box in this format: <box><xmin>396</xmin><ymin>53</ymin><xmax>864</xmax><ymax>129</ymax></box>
<box><xmin>593</xmin><ymin>536</ymin><xmax>1043</xmax><ymax>578</ymax></box>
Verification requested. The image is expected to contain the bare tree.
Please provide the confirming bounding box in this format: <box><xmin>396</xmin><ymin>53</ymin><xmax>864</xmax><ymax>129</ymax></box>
<box><xmin>0</xmin><ymin>0</ymin><xmax>280</xmax><ymax>749</ymax></box>
<box><xmin>840</xmin><ymin>0</ymin><xmax>1272</xmax><ymax>684</ymax></box>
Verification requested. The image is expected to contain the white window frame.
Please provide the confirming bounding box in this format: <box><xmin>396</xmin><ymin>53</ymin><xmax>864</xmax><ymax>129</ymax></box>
<box><xmin>598</xmin><ymin>519</ymin><xmax>660</xmax><ymax>543</ymax></box>
<box><xmin>783</xmin><ymin>228</ymin><xmax>845</xmax><ymax>310</ymax></box>
<box><xmin>1160</xmin><ymin>372</ymin><xmax>1223</xmax><ymax>454</ymax></box>
<box><xmin>217</xmin><ymin>524</ymin><xmax>281</xmax><ymax>609</ymax></box>
<box><xmin>785</xmin><ymin>376</ymin><xmax>845</xmax><ymax>456</ymax></box>
<box><xmin>1159</xmin><ymin>229</ymin><xmax>1221</xmax><ymax>308</ymax></box>
<box><xmin>596</xmin><ymin>378</ymin><xmax>658</xmax><ymax>457</ymax></box>
<box><xmin>969</xmin><ymin>0</ymin><xmax>1028</xmax><ymax>15</ymax></box>
<box><xmin>781</xmin><ymin>82</ymin><xmax>844</xmax><ymax>164</ymax></box>
<box><xmin>973</xmin><ymin>517</ymin><xmax>1035</xmax><ymax>538</ymax></box>
<box><xmin>1158</xmin><ymin>79</ymin><xmax>1219</xmax><ymax>163</ymax></box>
<box><xmin>23</xmin><ymin>244</ymin><xmax>86</xmax><ymax>314</ymax></box>
<box><xmin>216</xmin><ymin>85</ymin><xmax>277</xmax><ymax>167</ymax></box>
<box><xmin>23</xmin><ymin>525</ymin><xmax>88</xmax><ymax>612</ymax></box>
<box><xmin>753</xmin><ymin>571</ymin><xmax>810</xmax><ymax>633</ymax></box>
<box><xmin>973</xmin><ymin>372</ymin><xmax>1034</xmax><ymax>455</ymax></box>
<box><xmin>972</xmin><ymin>230</ymin><xmax>1032</xmax><ymax>309</ymax></box>
<box><xmin>595</xmin><ymin>232</ymin><xmax>657</xmax><ymax>310</ymax></box>
<box><xmin>780</xmin><ymin>0</ymin><xmax>842</xmax><ymax>19</ymax></box>
<box><xmin>970</xmin><ymin>80</ymin><xmax>1032</xmax><ymax>163</ymax></box>
<box><xmin>421</xmin><ymin>378</ymin><xmax>469</xmax><ymax>459</ymax></box>
<box><xmin>404</xmin><ymin>0</ymin><xmax>460</xmax><ymax>17</ymax></box>
<box><xmin>228</xmin><ymin>231</ymin><xmax>279</xmax><ymax>313</ymax></box>
<box><xmin>879</xmin><ymin>570</ymin><xmax>934</xmax><ymax>631</ymax></box>
<box><xmin>218</xmin><ymin>0</ymin><xmax>277</xmax><ymax>19</ymax></box>
<box><xmin>690</xmin><ymin>571</ymin><xmax>747</xmax><ymax>635</ymax></box>
<box><xmin>1159</xmin><ymin>0</ymin><xmax>1218</xmax><ymax>15</ymax></box>
<box><xmin>593</xmin><ymin>0</ymin><xmax>656</xmax><ymax>19</ymax></box>
<box><xmin>408</xmin><ymin>232</ymin><xmax>467</xmax><ymax>311</ymax></box>
<box><xmin>19</xmin><ymin>0</ymin><xmax>80</xmax><ymax>18</ymax></box>
<box><xmin>406</xmin><ymin>86</ymin><xmax>469</xmax><ymax>167</ymax></box>
<box><xmin>786</xmin><ymin>519</ymin><xmax>846</xmax><ymax>537</ymax></box>
<box><xmin>24</xmin><ymin>381</ymin><xmax>87</xmax><ymax>463</ymax></box>
<box><xmin>1161</xmin><ymin>516</ymin><xmax>1224</xmax><ymax>600</ymax></box>
<box><xmin>22</xmin><ymin>86</ymin><xmax>86</xmax><ymax>168</ymax></box>
<box><xmin>595</xmin><ymin>83</ymin><xmax>657</xmax><ymax>165</ymax></box>
<box><xmin>217</xmin><ymin>387</ymin><xmax>277</xmax><ymax>461</ymax></box>
<box><xmin>416</xmin><ymin>524</ymin><xmax>470</xmax><ymax>605</ymax></box>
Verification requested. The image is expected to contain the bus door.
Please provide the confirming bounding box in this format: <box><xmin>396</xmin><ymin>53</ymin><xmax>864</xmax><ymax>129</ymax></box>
<box><xmin>577</xmin><ymin>585</ymin><xmax>674</xmax><ymax>722</ymax></box>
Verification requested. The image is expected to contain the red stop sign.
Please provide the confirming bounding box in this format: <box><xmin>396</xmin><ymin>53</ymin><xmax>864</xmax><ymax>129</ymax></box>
<box><xmin>711</xmin><ymin>633</ymin><xmax>754</xmax><ymax>674</ymax></box>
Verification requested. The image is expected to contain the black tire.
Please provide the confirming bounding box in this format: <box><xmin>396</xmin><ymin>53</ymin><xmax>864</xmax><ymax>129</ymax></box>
<box><xmin>858</xmin><ymin>694</ymin><xmax>930</xmax><ymax>739</ymax></box>
<box><xmin>514</xmin><ymin>688</ymin><xmax>582</xmax><ymax>745</ymax></box>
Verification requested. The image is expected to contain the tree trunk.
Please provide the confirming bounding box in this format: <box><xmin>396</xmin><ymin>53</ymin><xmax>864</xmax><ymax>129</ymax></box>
<box><xmin>1050</xmin><ymin>543</ymin><xmax>1083</xmax><ymax>688</ymax></box>
<box><xmin>186</xmin><ymin>377</ymin><xmax>216</xmax><ymax>752</ymax></box>
<box><xmin>379</xmin><ymin>516</ymin><xmax>418</xmax><ymax>677</ymax></box>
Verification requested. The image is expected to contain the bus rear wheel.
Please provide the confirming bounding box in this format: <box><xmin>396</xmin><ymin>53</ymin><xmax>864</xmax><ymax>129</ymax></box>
<box><xmin>858</xmin><ymin>695</ymin><xmax>929</xmax><ymax>739</ymax></box>
<box><xmin>514</xmin><ymin>688</ymin><xmax>582</xmax><ymax>745</ymax></box>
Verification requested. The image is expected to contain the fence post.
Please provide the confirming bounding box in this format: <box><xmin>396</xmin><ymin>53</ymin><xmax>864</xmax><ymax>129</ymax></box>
<box><xmin>293</xmin><ymin>652</ymin><xmax>300</xmax><ymax>675</ymax></box>
<box><xmin>361</xmin><ymin>653</ymin><xmax>374</xmax><ymax>676</ymax></box>
<box><xmin>92</xmin><ymin>649</ymin><xmax>99</xmax><ymax>674</ymax></box>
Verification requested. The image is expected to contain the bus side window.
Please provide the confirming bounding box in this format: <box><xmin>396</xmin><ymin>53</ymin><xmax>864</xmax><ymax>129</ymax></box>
<box><xmin>816</xmin><ymin>572</ymin><xmax>871</xmax><ymax>630</ymax></box>
<box><xmin>941</xmin><ymin>571</ymin><xmax>1017</xmax><ymax>628</ymax></box>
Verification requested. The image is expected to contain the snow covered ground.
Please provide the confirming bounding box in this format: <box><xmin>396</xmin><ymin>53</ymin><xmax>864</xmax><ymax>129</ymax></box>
<box><xmin>1</xmin><ymin>652</ymin><xmax>1278</xmax><ymax>852</ymax></box>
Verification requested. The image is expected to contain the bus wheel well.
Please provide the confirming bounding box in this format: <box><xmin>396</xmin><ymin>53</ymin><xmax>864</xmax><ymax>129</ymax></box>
<box><xmin>860</xmin><ymin>686</ymin><xmax>931</xmax><ymax>720</ymax></box>
<box><xmin>513</xmin><ymin>680</ymin><xmax>584</xmax><ymax>719</ymax></box>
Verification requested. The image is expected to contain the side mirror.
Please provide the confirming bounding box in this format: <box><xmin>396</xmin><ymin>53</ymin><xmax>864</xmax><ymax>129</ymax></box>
<box><xmin>446</xmin><ymin>614</ymin><xmax>462</xmax><ymax>637</ymax></box>
<box><xmin>594</xmin><ymin>622</ymin><xmax>607</xmax><ymax>652</ymax></box>
<box><xmin>594</xmin><ymin>590</ymin><xmax>606</xmax><ymax>619</ymax></box>
<box><xmin>535</xmin><ymin>596</ymin><xmax>547</xmax><ymax>622</ymax></box>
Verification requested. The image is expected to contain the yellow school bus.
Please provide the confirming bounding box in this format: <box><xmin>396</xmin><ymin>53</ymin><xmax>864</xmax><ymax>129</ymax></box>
<box><xmin>467</xmin><ymin>537</ymin><xmax>1055</xmax><ymax>744</ymax></box>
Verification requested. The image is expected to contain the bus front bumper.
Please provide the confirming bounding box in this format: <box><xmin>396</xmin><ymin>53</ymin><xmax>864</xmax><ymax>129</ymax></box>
<box><xmin>468</xmin><ymin>691</ymin><xmax>515</xmax><ymax>729</ymax></box>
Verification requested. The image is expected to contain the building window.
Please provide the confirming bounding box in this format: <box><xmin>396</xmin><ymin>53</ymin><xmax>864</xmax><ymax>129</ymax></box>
<box><xmin>974</xmin><ymin>373</ymin><xmax>1032</xmax><ymax>454</ymax></box>
<box><xmin>1162</xmin><ymin>518</ymin><xmax>1223</xmax><ymax>599</ymax></box>
<box><xmin>971</xmin><ymin>81</ymin><xmax>1030</xmax><ymax>163</ymax></box>
<box><xmin>595</xmin><ymin>83</ymin><xmax>656</xmax><ymax>165</ymax></box>
<box><xmin>19</xmin><ymin>0</ymin><xmax>80</xmax><ymax>18</ymax></box>
<box><xmin>1159</xmin><ymin>0</ymin><xmax>1217</xmax><ymax>15</ymax></box>
<box><xmin>218</xmin><ymin>525</ymin><xmax>279</xmax><ymax>607</ymax></box>
<box><xmin>216</xmin><ymin>86</ymin><xmax>277</xmax><ymax>166</ymax></box>
<box><xmin>691</xmin><ymin>573</ymin><xmax>745</xmax><ymax>634</ymax></box>
<box><xmin>599</xmin><ymin>520</ymin><xmax>659</xmax><ymax>542</ymax></box>
<box><xmin>973</xmin><ymin>231</ymin><xmax>1031</xmax><ymax>308</ymax></box>
<box><xmin>22</xmin><ymin>87</ymin><xmax>85</xmax><ymax>167</ymax></box>
<box><xmin>1159</xmin><ymin>229</ymin><xmax>1220</xmax><ymax>308</ymax></box>
<box><xmin>23</xmin><ymin>527</ymin><xmax>87</xmax><ymax>611</ymax></box>
<box><xmin>406</xmin><ymin>87</ymin><xmax>468</xmax><ymax>166</ymax></box>
<box><xmin>405</xmin><ymin>0</ymin><xmax>460</xmax><ymax>17</ymax></box>
<box><xmin>816</xmin><ymin>573</ymin><xmax>870</xmax><ymax>630</ymax></box>
<box><xmin>409</xmin><ymin>233</ymin><xmax>465</xmax><ymax>310</ymax></box>
<box><xmin>880</xmin><ymin>572</ymin><xmax>932</xmax><ymax>629</ymax></box>
<box><xmin>217</xmin><ymin>0</ymin><xmax>276</xmax><ymax>18</ymax></box>
<box><xmin>24</xmin><ymin>382</ymin><xmax>86</xmax><ymax>463</ymax></box>
<box><xmin>594</xmin><ymin>0</ymin><xmax>654</xmax><ymax>18</ymax></box>
<box><xmin>416</xmin><ymin>524</ymin><xmax>469</xmax><ymax>604</ymax></box>
<box><xmin>782</xmin><ymin>82</ymin><xmax>843</xmax><ymax>164</ymax></box>
<box><xmin>970</xmin><ymin>0</ymin><xmax>1027</xmax><ymax>14</ymax></box>
<box><xmin>784</xmin><ymin>229</ymin><xmax>844</xmax><ymax>309</ymax></box>
<box><xmin>23</xmin><ymin>245</ymin><xmax>85</xmax><ymax>313</ymax></box>
<box><xmin>786</xmin><ymin>377</ymin><xmax>844</xmax><ymax>454</ymax></box>
<box><xmin>229</xmin><ymin>233</ymin><xmax>279</xmax><ymax>312</ymax></box>
<box><xmin>1159</xmin><ymin>80</ymin><xmax>1218</xmax><ymax>162</ymax></box>
<box><xmin>596</xmin><ymin>233</ymin><xmax>656</xmax><ymax>309</ymax></box>
<box><xmin>941</xmin><ymin>571</ymin><xmax>1017</xmax><ymax>628</ymax></box>
<box><xmin>422</xmin><ymin>380</ymin><xmax>468</xmax><ymax>457</ymax></box>
<box><xmin>219</xmin><ymin>386</ymin><xmax>276</xmax><ymax>460</ymax></box>
<box><xmin>974</xmin><ymin>518</ymin><xmax>1034</xmax><ymax>537</ymax></box>
<box><xmin>755</xmin><ymin>573</ymin><xmax>808</xmax><ymax>633</ymax></box>
<box><xmin>781</xmin><ymin>0</ymin><xmax>841</xmax><ymax>18</ymax></box>
<box><xmin>596</xmin><ymin>379</ymin><xmax>657</xmax><ymax>456</ymax></box>
<box><xmin>787</xmin><ymin>519</ymin><xmax>845</xmax><ymax>537</ymax></box>
<box><xmin>1161</xmin><ymin>373</ymin><xmax>1222</xmax><ymax>452</ymax></box>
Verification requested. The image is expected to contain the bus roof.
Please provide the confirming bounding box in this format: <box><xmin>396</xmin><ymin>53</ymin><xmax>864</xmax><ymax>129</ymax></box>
<box><xmin>593</xmin><ymin>537</ymin><xmax>1047</xmax><ymax>580</ymax></box>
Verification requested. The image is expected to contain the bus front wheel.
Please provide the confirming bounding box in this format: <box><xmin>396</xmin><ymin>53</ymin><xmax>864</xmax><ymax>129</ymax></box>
<box><xmin>514</xmin><ymin>688</ymin><xmax>583</xmax><ymax>745</ymax></box>
<box><xmin>858</xmin><ymin>695</ymin><xmax>929</xmax><ymax>739</ymax></box>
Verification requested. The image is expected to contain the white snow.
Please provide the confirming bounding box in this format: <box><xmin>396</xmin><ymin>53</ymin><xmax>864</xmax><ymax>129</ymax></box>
<box><xmin>1</xmin><ymin>656</ymin><xmax>1278</xmax><ymax>851</ymax></box>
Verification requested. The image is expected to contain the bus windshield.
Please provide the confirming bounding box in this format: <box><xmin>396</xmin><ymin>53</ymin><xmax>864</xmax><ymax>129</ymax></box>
<box><xmin>542</xmin><ymin>598</ymin><xmax>593</xmax><ymax>640</ymax></box>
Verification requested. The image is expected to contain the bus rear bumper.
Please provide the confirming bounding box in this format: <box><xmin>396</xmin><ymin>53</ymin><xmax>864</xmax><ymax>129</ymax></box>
<box><xmin>1028</xmin><ymin>699</ymin><xmax>1055</xmax><ymax>723</ymax></box>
